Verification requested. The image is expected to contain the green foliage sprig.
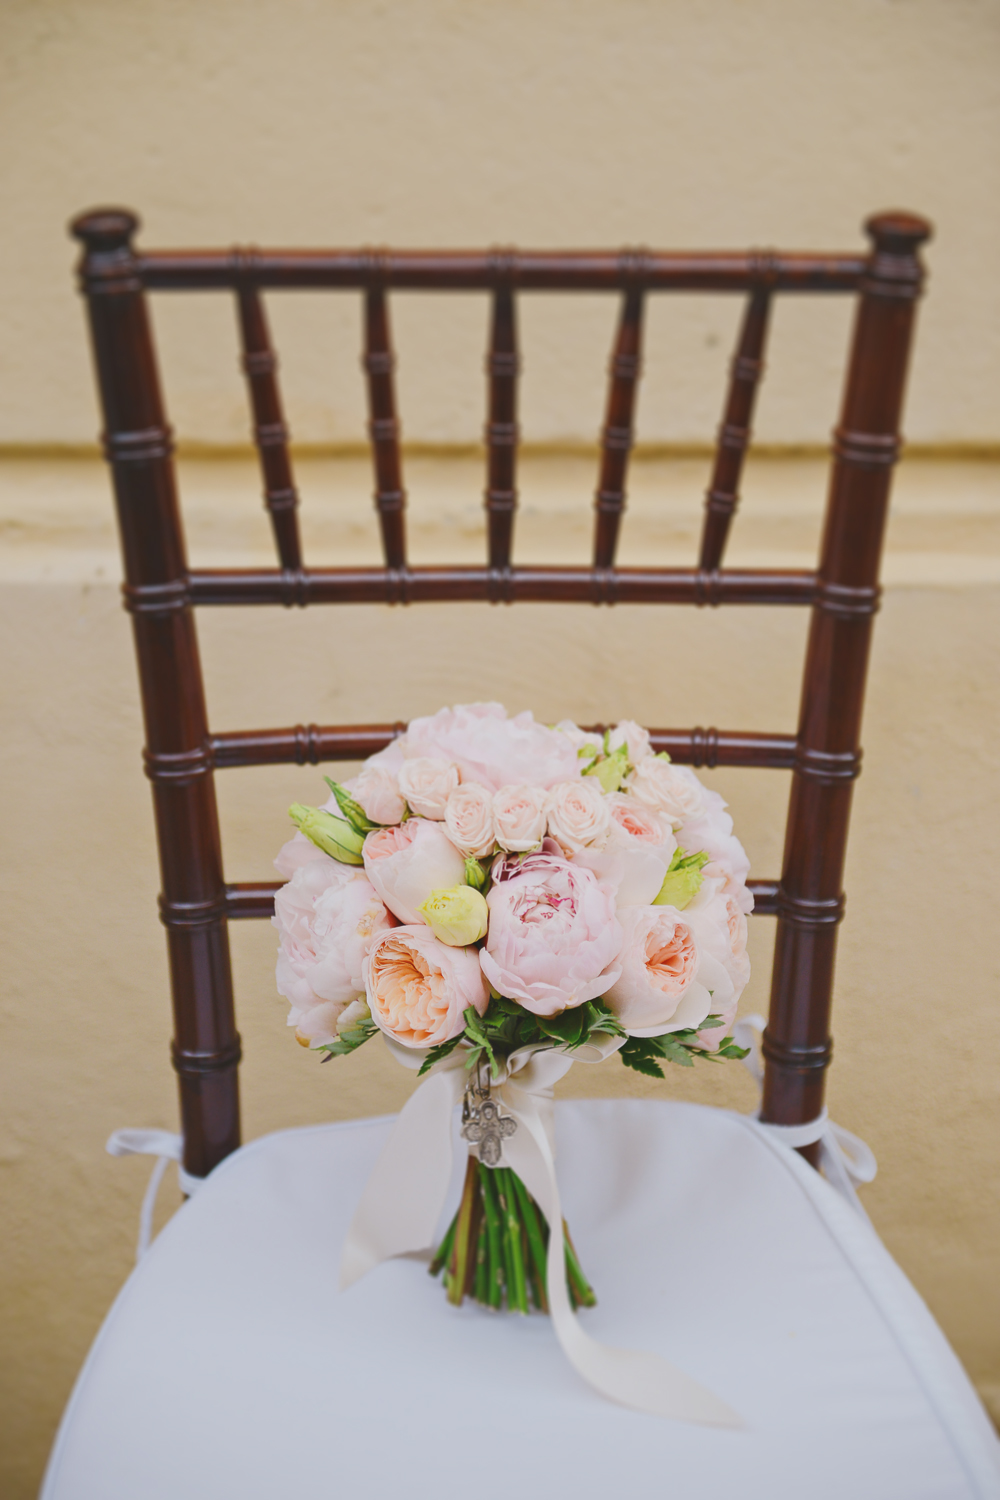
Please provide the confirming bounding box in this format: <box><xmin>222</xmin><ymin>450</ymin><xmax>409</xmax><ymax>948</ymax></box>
<box><xmin>417</xmin><ymin>995</ymin><xmax>626</xmax><ymax>1078</ymax></box>
<box><xmin>618</xmin><ymin>1018</ymin><xmax>749</xmax><ymax>1077</ymax></box>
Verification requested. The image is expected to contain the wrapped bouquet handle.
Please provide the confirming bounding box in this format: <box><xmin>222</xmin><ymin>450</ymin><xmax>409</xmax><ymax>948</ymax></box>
<box><xmin>341</xmin><ymin>1039</ymin><xmax>743</xmax><ymax>1428</ymax></box>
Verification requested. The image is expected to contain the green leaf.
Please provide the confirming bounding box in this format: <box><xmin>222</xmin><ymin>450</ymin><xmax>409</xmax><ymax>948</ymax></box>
<box><xmin>537</xmin><ymin>1007</ymin><xmax>588</xmax><ymax>1047</ymax></box>
<box><xmin>582</xmin><ymin>743</ymin><xmax>629</xmax><ymax>793</ymax></box>
<box><xmin>619</xmin><ymin>1038</ymin><xmax>665</xmax><ymax>1078</ymax></box>
<box><xmin>323</xmin><ymin>777</ymin><xmax>379</xmax><ymax>833</ymax></box>
<box><xmin>417</xmin><ymin>1033</ymin><xmax>464</xmax><ymax>1077</ymax></box>
<box><xmin>652</xmin><ymin>847</ymin><xmax>711</xmax><ymax>909</ymax></box>
<box><xmin>316</xmin><ymin>1016</ymin><xmax>377</xmax><ymax>1060</ymax></box>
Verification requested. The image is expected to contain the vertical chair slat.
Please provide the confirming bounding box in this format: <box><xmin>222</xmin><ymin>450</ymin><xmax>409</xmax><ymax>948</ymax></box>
<box><xmin>762</xmin><ymin>213</ymin><xmax>931</xmax><ymax>1147</ymax></box>
<box><xmin>698</xmin><ymin>287</ymin><xmax>772</xmax><ymax>571</ymax></box>
<box><xmin>71</xmin><ymin>210</ymin><xmax>241</xmax><ymax>1181</ymax></box>
<box><xmin>484</xmin><ymin>288</ymin><xmax>519</xmax><ymax>571</ymax></box>
<box><xmin>235</xmin><ymin>282</ymin><xmax>303</xmax><ymax>571</ymax></box>
<box><xmin>363</xmin><ymin>286</ymin><xmax>407</xmax><ymax>570</ymax></box>
<box><xmin>593</xmin><ymin>286</ymin><xmax>644</xmax><ymax>568</ymax></box>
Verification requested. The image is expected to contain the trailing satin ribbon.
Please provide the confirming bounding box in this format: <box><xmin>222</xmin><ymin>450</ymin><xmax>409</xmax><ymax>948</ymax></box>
<box><xmin>732</xmin><ymin>1015</ymin><xmax>878</xmax><ymax>1221</ymax></box>
<box><xmin>340</xmin><ymin>1036</ymin><xmax>742</xmax><ymax>1427</ymax></box>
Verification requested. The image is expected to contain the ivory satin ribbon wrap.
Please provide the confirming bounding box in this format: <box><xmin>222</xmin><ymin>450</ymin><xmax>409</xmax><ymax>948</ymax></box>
<box><xmin>339</xmin><ymin>1035</ymin><xmax>743</xmax><ymax>1428</ymax></box>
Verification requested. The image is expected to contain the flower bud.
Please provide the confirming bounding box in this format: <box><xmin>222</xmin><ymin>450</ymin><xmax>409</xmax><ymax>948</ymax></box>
<box><xmin>289</xmin><ymin>803</ymin><xmax>365</xmax><ymax>865</ymax></box>
<box><xmin>417</xmin><ymin>884</ymin><xmax>489</xmax><ymax>947</ymax></box>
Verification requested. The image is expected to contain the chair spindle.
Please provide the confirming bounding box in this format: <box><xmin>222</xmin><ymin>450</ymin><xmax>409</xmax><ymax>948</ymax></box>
<box><xmin>235</xmin><ymin>284</ymin><xmax>303</xmax><ymax>571</ymax></box>
<box><xmin>484</xmin><ymin>288</ymin><xmax>519</xmax><ymax>571</ymax></box>
<box><xmin>593</xmin><ymin>287</ymin><xmax>644</xmax><ymax>568</ymax></box>
<box><xmin>363</xmin><ymin>287</ymin><xmax>406</xmax><ymax>570</ymax></box>
<box><xmin>698</xmin><ymin>288</ymin><xmax>772</xmax><ymax>571</ymax></box>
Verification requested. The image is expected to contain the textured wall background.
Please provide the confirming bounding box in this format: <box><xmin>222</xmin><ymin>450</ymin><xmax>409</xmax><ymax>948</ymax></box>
<box><xmin>1</xmin><ymin>0</ymin><xmax>999</xmax><ymax>450</ymax></box>
<box><xmin>2</xmin><ymin>2</ymin><xmax>1000</xmax><ymax>1495</ymax></box>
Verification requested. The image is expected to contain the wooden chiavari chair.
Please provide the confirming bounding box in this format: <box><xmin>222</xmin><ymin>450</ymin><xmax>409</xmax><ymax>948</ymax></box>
<box><xmin>41</xmin><ymin>207</ymin><xmax>1000</xmax><ymax>1500</ymax></box>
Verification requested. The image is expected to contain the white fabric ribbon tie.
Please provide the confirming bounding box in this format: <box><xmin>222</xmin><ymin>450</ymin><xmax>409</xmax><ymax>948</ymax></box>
<box><xmin>732</xmin><ymin>1015</ymin><xmax>877</xmax><ymax>1222</ymax></box>
<box><xmin>340</xmin><ymin>1035</ymin><xmax>743</xmax><ymax>1428</ymax></box>
<box><xmin>105</xmin><ymin>1129</ymin><xmax>205</xmax><ymax>1262</ymax></box>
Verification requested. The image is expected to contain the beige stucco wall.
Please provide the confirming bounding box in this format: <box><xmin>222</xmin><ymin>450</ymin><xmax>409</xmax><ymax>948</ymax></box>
<box><xmin>1</xmin><ymin>0</ymin><xmax>1000</xmax><ymax>450</ymax></box>
<box><xmin>2</xmin><ymin>453</ymin><xmax>999</xmax><ymax>1496</ymax></box>
<box><xmin>3</xmin><ymin>3</ymin><xmax>1000</xmax><ymax>1495</ymax></box>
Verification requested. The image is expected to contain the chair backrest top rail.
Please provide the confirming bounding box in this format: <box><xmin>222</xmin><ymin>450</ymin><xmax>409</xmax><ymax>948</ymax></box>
<box><xmin>127</xmin><ymin>249</ymin><xmax>867</xmax><ymax>294</ymax></box>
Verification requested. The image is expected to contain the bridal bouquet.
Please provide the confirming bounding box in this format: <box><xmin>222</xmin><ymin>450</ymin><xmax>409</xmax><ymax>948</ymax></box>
<box><xmin>272</xmin><ymin>704</ymin><xmax>751</xmax><ymax>1336</ymax></box>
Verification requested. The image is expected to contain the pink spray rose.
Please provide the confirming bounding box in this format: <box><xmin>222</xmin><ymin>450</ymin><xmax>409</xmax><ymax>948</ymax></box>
<box><xmin>480</xmin><ymin>857</ymin><xmax>622</xmax><ymax>1017</ymax></box>
<box><xmin>604</xmin><ymin>902</ymin><xmax>733</xmax><ymax>1037</ymax></box>
<box><xmin>343</xmin><ymin>765</ymin><xmax>406</xmax><ymax>826</ymax></box>
<box><xmin>363</xmin><ymin>819</ymin><xmax>467</xmax><ymax>925</ymax></box>
<box><xmin>444</xmin><ymin>782</ymin><xmax>496</xmax><ymax>857</ymax></box>
<box><xmin>606</xmin><ymin>719</ymin><xmax>653</xmax><ymax>766</ymax></box>
<box><xmin>626</xmin><ymin>759</ymin><xmax>706</xmax><ymax>828</ymax></box>
<box><xmin>274</xmin><ymin>858</ymin><xmax>395</xmax><ymax>1046</ymax></box>
<box><xmin>365</xmin><ymin>925</ymin><xmax>489</xmax><ymax>1048</ymax></box>
<box><xmin>397</xmin><ymin>757</ymin><xmax>460</xmax><ymax>820</ymax></box>
<box><xmin>492</xmin><ymin>784</ymin><xmax>548</xmax><ymax>852</ymax></box>
<box><xmin>402</xmin><ymin>703</ymin><xmax>581</xmax><ymax>791</ymax></box>
<box><xmin>545</xmin><ymin>778</ymin><xmax>611</xmax><ymax>853</ymax></box>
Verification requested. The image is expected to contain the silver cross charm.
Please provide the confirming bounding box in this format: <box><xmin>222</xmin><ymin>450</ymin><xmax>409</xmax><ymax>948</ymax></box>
<box><xmin>461</xmin><ymin>1090</ymin><xmax>517</xmax><ymax>1167</ymax></box>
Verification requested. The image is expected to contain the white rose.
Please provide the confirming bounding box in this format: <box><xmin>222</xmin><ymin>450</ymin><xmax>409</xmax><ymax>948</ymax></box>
<box><xmin>545</xmin><ymin>778</ymin><xmax>611</xmax><ymax>853</ymax></box>
<box><xmin>343</xmin><ymin>765</ymin><xmax>406</xmax><ymax>826</ymax></box>
<box><xmin>607</xmin><ymin>719</ymin><xmax>653</xmax><ymax>765</ymax></box>
<box><xmin>397</xmin><ymin>757</ymin><xmax>460</xmax><ymax>819</ymax></box>
<box><xmin>492</xmin><ymin>784</ymin><xmax>548</xmax><ymax>852</ymax></box>
<box><xmin>625</xmin><ymin>759</ymin><xmax>706</xmax><ymax>828</ymax></box>
<box><xmin>444</xmin><ymin>782</ymin><xmax>496</xmax><ymax>857</ymax></box>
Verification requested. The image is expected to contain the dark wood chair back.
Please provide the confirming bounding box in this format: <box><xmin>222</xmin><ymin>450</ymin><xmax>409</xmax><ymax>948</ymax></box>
<box><xmin>70</xmin><ymin>208</ymin><xmax>931</xmax><ymax>1179</ymax></box>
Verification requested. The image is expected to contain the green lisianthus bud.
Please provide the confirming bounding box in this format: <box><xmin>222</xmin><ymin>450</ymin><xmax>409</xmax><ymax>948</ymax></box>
<box><xmin>289</xmin><ymin>803</ymin><xmax>365</xmax><ymax>864</ymax></box>
<box><xmin>583</xmin><ymin>743</ymin><xmax>629</xmax><ymax>793</ymax></box>
<box><xmin>417</xmin><ymin>884</ymin><xmax>490</xmax><ymax>947</ymax></box>
<box><xmin>464</xmin><ymin>856</ymin><xmax>488</xmax><ymax>891</ymax></box>
<box><xmin>323</xmin><ymin>777</ymin><xmax>378</xmax><ymax>833</ymax></box>
<box><xmin>652</xmin><ymin>849</ymin><xmax>710</xmax><ymax>910</ymax></box>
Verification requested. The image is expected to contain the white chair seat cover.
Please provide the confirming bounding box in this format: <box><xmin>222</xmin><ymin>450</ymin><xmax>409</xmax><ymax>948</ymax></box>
<box><xmin>42</xmin><ymin>1099</ymin><xmax>1000</xmax><ymax>1500</ymax></box>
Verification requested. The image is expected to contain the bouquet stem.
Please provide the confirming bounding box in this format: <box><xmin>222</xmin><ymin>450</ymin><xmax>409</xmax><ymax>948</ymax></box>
<box><xmin>431</xmin><ymin>1155</ymin><xmax>596</xmax><ymax>1313</ymax></box>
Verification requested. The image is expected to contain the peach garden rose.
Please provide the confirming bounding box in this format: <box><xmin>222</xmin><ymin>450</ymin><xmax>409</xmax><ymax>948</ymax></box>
<box><xmin>364</xmin><ymin>925</ymin><xmax>489</xmax><ymax>1048</ymax></box>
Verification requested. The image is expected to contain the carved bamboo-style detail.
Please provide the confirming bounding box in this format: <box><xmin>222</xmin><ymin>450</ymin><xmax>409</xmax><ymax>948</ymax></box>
<box><xmin>234</xmin><ymin>275</ymin><xmax>302</xmax><ymax>571</ymax></box>
<box><xmin>73</xmin><ymin>207</ymin><xmax>931</xmax><ymax>1179</ymax></box>
<box><xmin>363</xmin><ymin>280</ymin><xmax>406</xmax><ymax>570</ymax></box>
<box><xmin>484</xmin><ymin>284</ymin><xmax>519</xmax><ymax>572</ymax></box>
<box><xmin>70</xmin><ymin>209</ymin><xmax>241</xmax><ymax>1181</ymax></box>
<box><xmin>594</xmin><ymin>282</ymin><xmax>645</xmax><ymax>567</ymax></box>
<box><xmin>699</xmin><ymin>284</ymin><xmax>772</xmax><ymax>570</ymax></box>
<box><xmin>762</xmin><ymin>212</ymin><xmax>931</xmax><ymax>1155</ymax></box>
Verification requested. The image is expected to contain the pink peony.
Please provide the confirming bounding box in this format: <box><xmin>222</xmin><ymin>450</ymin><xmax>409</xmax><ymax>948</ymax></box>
<box><xmin>273</xmin><ymin>858</ymin><xmax>395</xmax><ymax>1046</ymax></box>
<box><xmin>402</xmin><ymin>703</ymin><xmax>581</xmax><ymax>791</ymax></box>
<box><xmin>491</xmin><ymin>837</ymin><xmax>566</xmax><ymax>884</ymax></box>
<box><xmin>363</xmin><ymin>819</ymin><xmax>466</xmax><ymax>925</ymax></box>
<box><xmin>545</xmin><ymin>778</ymin><xmax>611</xmax><ymax>853</ymax></box>
<box><xmin>676</xmin><ymin>787</ymin><xmax>753</xmax><ymax>914</ymax></box>
<box><xmin>604</xmin><ymin>903</ymin><xmax>733</xmax><ymax>1037</ymax></box>
<box><xmin>480</xmin><ymin>857</ymin><xmax>622</xmax><ymax>1017</ymax></box>
<box><xmin>343</xmin><ymin>765</ymin><xmax>406</xmax><ymax>826</ymax></box>
<box><xmin>365</xmin><ymin>925</ymin><xmax>489</xmax><ymax>1048</ymax></box>
<box><xmin>492</xmin><ymin>783</ymin><xmax>548</xmax><ymax>852</ymax></box>
<box><xmin>444</xmin><ymin>782</ymin><xmax>496</xmax><ymax>857</ymax></box>
<box><xmin>273</xmin><ymin>830</ymin><xmax>330</xmax><ymax>880</ymax></box>
<box><xmin>574</xmin><ymin>792</ymin><xmax>678</xmax><ymax>906</ymax></box>
<box><xmin>397</xmin><ymin>757</ymin><xmax>460</xmax><ymax>820</ymax></box>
